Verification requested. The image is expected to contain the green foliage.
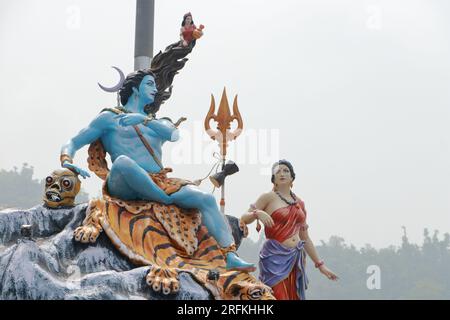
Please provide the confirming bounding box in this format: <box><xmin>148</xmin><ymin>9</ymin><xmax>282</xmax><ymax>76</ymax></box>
<box><xmin>0</xmin><ymin>164</ymin><xmax>89</xmax><ymax>209</ymax></box>
<box><xmin>238</xmin><ymin>229</ymin><xmax>450</xmax><ymax>299</ymax></box>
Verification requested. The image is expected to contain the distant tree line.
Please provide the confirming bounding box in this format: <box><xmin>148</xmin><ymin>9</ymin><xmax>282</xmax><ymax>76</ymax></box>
<box><xmin>238</xmin><ymin>228</ymin><xmax>450</xmax><ymax>299</ymax></box>
<box><xmin>0</xmin><ymin>164</ymin><xmax>89</xmax><ymax>209</ymax></box>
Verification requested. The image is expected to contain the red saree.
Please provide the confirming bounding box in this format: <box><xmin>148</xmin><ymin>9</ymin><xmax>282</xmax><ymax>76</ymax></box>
<box><xmin>262</xmin><ymin>201</ymin><xmax>308</xmax><ymax>300</ymax></box>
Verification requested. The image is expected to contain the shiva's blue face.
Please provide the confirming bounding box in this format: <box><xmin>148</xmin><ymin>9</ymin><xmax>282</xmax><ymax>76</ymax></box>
<box><xmin>138</xmin><ymin>75</ymin><xmax>158</xmax><ymax>105</ymax></box>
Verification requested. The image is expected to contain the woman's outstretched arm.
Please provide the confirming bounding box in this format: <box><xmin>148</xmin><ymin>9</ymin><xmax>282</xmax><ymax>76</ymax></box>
<box><xmin>241</xmin><ymin>192</ymin><xmax>274</xmax><ymax>227</ymax></box>
<box><xmin>300</xmin><ymin>228</ymin><xmax>339</xmax><ymax>281</ymax></box>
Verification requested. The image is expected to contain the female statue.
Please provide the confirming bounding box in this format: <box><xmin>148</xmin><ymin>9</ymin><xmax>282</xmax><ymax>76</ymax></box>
<box><xmin>241</xmin><ymin>160</ymin><xmax>338</xmax><ymax>299</ymax></box>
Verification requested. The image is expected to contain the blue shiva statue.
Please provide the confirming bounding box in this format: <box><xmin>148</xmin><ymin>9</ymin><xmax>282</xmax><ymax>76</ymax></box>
<box><xmin>60</xmin><ymin>66</ymin><xmax>255</xmax><ymax>272</ymax></box>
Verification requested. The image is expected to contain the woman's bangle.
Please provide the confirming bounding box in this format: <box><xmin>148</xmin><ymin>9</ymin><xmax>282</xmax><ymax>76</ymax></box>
<box><xmin>250</xmin><ymin>204</ymin><xmax>262</xmax><ymax>233</ymax></box>
<box><xmin>315</xmin><ymin>260</ymin><xmax>324</xmax><ymax>268</ymax></box>
<box><xmin>249</xmin><ymin>204</ymin><xmax>258</xmax><ymax>219</ymax></box>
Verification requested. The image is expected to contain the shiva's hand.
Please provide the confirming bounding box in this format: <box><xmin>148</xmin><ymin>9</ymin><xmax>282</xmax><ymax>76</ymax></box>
<box><xmin>114</xmin><ymin>113</ymin><xmax>147</xmax><ymax>127</ymax></box>
<box><xmin>62</xmin><ymin>162</ymin><xmax>91</xmax><ymax>179</ymax></box>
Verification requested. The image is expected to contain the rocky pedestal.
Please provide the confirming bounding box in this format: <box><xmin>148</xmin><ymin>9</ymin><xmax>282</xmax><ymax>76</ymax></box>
<box><xmin>0</xmin><ymin>204</ymin><xmax>245</xmax><ymax>300</ymax></box>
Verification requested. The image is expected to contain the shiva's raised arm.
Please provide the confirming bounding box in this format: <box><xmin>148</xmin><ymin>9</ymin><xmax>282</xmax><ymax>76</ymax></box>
<box><xmin>60</xmin><ymin>112</ymin><xmax>112</xmax><ymax>178</ymax></box>
<box><xmin>147</xmin><ymin>118</ymin><xmax>180</xmax><ymax>142</ymax></box>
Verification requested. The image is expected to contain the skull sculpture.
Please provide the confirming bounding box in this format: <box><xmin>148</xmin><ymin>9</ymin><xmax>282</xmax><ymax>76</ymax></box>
<box><xmin>43</xmin><ymin>169</ymin><xmax>81</xmax><ymax>208</ymax></box>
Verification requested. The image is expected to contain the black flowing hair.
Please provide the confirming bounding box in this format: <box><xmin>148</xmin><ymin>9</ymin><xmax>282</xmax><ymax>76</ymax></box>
<box><xmin>271</xmin><ymin>159</ymin><xmax>296</xmax><ymax>183</ymax></box>
<box><xmin>118</xmin><ymin>40</ymin><xmax>196</xmax><ymax>117</ymax></box>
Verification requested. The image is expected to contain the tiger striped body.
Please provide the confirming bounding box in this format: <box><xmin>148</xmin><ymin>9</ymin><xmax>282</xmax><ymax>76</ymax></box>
<box><xmin>76</xmin><ymin>193</ymin><xmax>274</xmax><ymax>300</ymax></box>
<box><xmin>73</xmin><ymin>140</ymin><xmax>275</xmax><ymax>300</ymax></box>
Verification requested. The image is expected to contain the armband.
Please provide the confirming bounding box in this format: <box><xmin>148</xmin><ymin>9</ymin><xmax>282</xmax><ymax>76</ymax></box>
<box><xmin>142</xmin><ymin>115</ymin><xmax>154</xmax><ymax>126</ymax></box>
<box><xmin>315</xmin><ymin>260</ymin><xmax>325</xmax><ymax>268</ymax></box>
<box><xmin>60</xmin><ymin>154</ymin><xmax>73</xmax><ymax>166</ymax></box>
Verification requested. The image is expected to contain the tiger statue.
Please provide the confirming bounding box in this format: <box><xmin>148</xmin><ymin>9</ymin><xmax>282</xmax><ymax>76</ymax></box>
<box><xmin>222</xmin><ymin>273</ymin><xmax>275</xmax><ymax>300</ymax></box>
<box><xmin>73</xmin><ymin>140</ymin><xmax>274</xmax><ymax>300</ymax></box>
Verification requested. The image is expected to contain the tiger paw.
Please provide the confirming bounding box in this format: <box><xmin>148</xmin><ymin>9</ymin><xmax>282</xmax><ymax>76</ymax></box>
<box><xmin>146</xmin><ymin>266</ymin><xmax>180</xmax><ymax>295</ymax></box>
<box><xmin>73</xmin><ymin>224</ymin><xmax>102</xmax><ymax>243</ymax></box>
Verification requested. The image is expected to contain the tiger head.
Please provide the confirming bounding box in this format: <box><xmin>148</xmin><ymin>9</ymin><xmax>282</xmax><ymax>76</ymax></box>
<box><xmin>224</xmin><ymin>281</ymin><xmax>275</xmax><ymax>300</ymax></box>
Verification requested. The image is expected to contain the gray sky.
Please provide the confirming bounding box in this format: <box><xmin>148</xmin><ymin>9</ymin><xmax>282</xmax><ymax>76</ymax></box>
<box><xmin>1</xmin><ymin>0</ymin><xmax>449</xmax><ymax>248</ymax></box>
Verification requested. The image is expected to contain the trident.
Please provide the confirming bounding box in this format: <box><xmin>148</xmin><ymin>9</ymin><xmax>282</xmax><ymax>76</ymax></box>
<box><xmin>204</xmin><ymin>88</ymin><xmax>243</xmax><ymax>213</ymax></box>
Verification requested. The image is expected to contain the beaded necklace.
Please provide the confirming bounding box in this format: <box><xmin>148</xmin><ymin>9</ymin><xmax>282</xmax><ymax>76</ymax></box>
<box><xmin>275</xmin><ymin>190</ymin><xmax>298</xmax><ymax>206</ymax></box>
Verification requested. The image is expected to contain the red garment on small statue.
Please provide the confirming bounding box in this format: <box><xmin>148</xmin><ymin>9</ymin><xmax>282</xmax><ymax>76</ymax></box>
<box><xmin>264</xmin><ymin>201</ymin><xmax>308</xmax><ymax>243</ymax></box>
<box><xmin>182</xmin><ymin>24</ymin><xmax>196</xmax><ymax>43</ymax></box>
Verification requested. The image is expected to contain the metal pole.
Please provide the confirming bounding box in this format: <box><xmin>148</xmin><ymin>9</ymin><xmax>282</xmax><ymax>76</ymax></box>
<box><xmin>220</xmin><ymin>158</ymin><xmax>226</xmax><ymax>214</ymax></box>
<box><xmin>134</xmin><ymin>0</ymin><xmax>155</xmax><ymax>70</ymax></box>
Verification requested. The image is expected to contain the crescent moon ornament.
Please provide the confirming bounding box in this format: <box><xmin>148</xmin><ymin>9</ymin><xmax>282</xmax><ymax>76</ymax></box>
<box><xmin>97</xmin><ymin>66</ymin><xmax>125</xmax><ymax>93</ymax></box>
